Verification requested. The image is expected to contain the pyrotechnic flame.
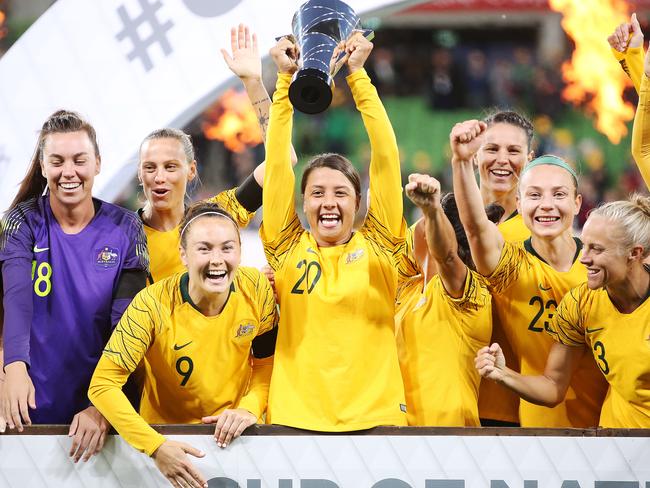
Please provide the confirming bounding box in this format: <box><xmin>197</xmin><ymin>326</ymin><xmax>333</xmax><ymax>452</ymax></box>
<box><xmin>549</xmin><ymin>0</ymin><xmax>634</xmax><ymax>144</ymax></box>
<box><xmin>0</xmin><ymin>10</ymin><xmax>6</xmax><ymax>40</ymax></box>
<box><xmin>202</xmin><ymin>89</ymin><xmax>263</xmax><ymax>153</ymax></box>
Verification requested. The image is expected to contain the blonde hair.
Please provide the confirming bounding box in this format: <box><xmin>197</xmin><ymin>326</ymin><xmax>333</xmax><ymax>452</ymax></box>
<box><xmin>590</xmin><ymin>194</ymin><xmax>650</xmax><ymax>257</ymax></box>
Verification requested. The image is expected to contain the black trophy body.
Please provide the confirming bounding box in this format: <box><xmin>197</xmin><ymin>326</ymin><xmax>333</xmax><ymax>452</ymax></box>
<box><xmin>289</xmin><ymin>0</ymin><xmax>362</xmax><ymax>114</ymax></box>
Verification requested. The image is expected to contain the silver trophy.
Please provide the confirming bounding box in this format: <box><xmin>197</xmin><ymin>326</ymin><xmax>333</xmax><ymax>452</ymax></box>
<box><xmin>287</xmin><ymin>0</ymin><xmax>373</xmax><ymax>114</ymax></box>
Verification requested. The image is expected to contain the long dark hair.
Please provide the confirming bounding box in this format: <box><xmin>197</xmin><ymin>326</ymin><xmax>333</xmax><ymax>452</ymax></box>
<box><xmin>441</xmin><ymin>192</ymin><xmax>504</xmax><ymax>271</ymax></box>
<box><xmin>10</xmin><ymin>110</ymin><xmax>100</xmax><ymax>210</ymax></box>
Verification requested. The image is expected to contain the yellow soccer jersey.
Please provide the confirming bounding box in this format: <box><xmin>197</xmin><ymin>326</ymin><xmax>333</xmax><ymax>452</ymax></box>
<box><xmin>477</xmin><ymin>212</ymin><xmax>529</xmax><ymax>424</ymax></box>
<box><xmin>632</xmin><ymin>75</ymin><xmax>650</xmax><ymax>189</ymax></box>
<box><xmin>549</xmin><ymin>281</ymin><xmax>650</xmax><ymax>428</ymax></box>
<box><xmin>90</xmin><ymin>268</ymin><xmax>276</xmax><ymax>454</ymax></box>
<box><xmin>486</xmin><ymin>239</ymin><xmax>607</xmax><ymax>427</ymax></box>
<box><xmin>144</xmin><ymin>188</ymin><xmax>255</xmax><ymax>283</ymax></box>
<box><xmin>396</xmin><ymin>270</ymin><xmax>492</xmax><ymax>426</ymax></box>
<box><xmin>261</xmin><ymin>70</ymin><xmax>407</xmax><ymax>431</ymax></box>
<box><xmin>612</xmin><ymin>46</ymin><xmax>644</xmax><ymax>92</ymax></box>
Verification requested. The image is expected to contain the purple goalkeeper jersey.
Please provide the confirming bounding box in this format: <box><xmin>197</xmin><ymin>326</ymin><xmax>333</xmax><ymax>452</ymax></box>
<box><xmin>0</xmin><ymin>196</ymin><xmax>148</xmax><ymax>423</ymax></box>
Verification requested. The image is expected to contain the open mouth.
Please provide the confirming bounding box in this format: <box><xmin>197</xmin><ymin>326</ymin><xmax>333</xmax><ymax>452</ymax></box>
<box><xmin>490</xmin><ymin>169</ymin><xmax>512</xmax><ymax>178</ymax></box>
<box><xmin>152</xmin><ymin>188</ymin><xmax>170</xmax><ymax>197</ymax></box>
<box><xmin>534</xmin><ymin>216</ymin><xmax>560</xmax><ymax>224</ymax></box>
<box><xmin>319</xmin><ymin>213</ymin><xmax>341</xmax><ymax>229</ymax></box>
<box><xmin>59</xmin><ymin>182</ymin><xmax>82</xmax><ymax>191</ymax></box>
<box><xmin>587</xmin><ymin>268</ymin><xmax>601</xmax><ymax>277</ymax></box>
<box><xmin>205</xmin><ymin>269</ymin><xmax>228</xmax><ymax>284</ymax></box>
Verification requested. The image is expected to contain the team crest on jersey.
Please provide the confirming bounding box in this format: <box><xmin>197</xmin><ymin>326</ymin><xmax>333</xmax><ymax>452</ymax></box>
<box><xmin>346</xmin><ymin>249</ymin><xmax>364</xmax><ymax>264</ymax></box>
<box><xmin>95</xmin><ymin>247</ymin><xmax>119</xmax><ymax>268</ymax></box>
<box><xmin>235</xmin><ymin>322</ymin><xmax>256</xmax><ymax>338</ymax></box>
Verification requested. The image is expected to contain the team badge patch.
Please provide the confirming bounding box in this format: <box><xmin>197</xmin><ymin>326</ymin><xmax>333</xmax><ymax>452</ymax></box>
<box><xmin>95</xmin><ymin>246</ymin><xmax>119</xmax><ymax>268</ymax></box>
<box><xmin>346</xmin><ymin>249</ymin><xmax>364</xmax><ymax>264</ymax></box>
<box><xmin>235</xmin><ymin>322</ymin><xmax>256</xmax><ymax>338</ymax></box>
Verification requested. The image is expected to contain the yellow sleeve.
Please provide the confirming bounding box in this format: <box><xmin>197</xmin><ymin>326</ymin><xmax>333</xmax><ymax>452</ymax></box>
<box><xmin>348</xmin><ymin>68</ymin><xmax>403</xmax><ymax>237</ymax></box>
<box><xmin>631</xmin><ymin>75</ymin><xmax>650</xmax><ymax>189</ymax></box>
<box><xmin>397</xmin><ymin>223</ymin><xmax>422</xmax><ymax>285</ymax></box>
<box><xmin>546</xmin><ymin>286</ymin><xmax>586</xmax><ymax>347</ymax></box>
<box><xmin>260</xmin><ymin>73</ymin><xmax>303</xmax><ymax>271</ymax></box>
<box><xmin>256</xmin><ymin>272</ymin><xmax>278</xmax><ymax>335</ymax></box>
<box><xmin>442</xmin><ymin>269</ymin><xmax>490</xmax><ymax>312</ymax></box>
<box><xmin>208</xmin><ymin>188</ymin><xmax>256</xmax><ymax>228</ymax></box>
<box><xmin>611</xmin><ymin>46</ymin><xmax>644</xmax><ymax>93</ymax></box>
<box><xmin>236</xmin><ymin>355</ymin><xmax>273</xmax><ymax>420</ymax></box>
<box><xmin>89</xmin><ymin>356</ymin><xmax>166</xmax><ymax>456</ymax></box>
<box><xmin>484</xmin><ymin>241</ymin><xmax>523</xmax><ymax>294</ymax></box>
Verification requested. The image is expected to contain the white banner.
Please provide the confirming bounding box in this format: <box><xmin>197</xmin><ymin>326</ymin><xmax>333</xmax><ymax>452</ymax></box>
<box><xmin>1</xmin><ymin>434</ymin><xmax>650</xmax><ymax>487</ymax></box>
<box><xmin>0</xmin><ymin>0</ymin><xmax>421</xmax><ymax>213</ymax></box>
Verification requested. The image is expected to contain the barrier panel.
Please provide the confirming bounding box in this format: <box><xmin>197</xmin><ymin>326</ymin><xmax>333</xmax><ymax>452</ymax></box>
<box><xmin>1</xmin><ymin>426</ymin><xmax>649</xmax><ymax>487</ymax></box>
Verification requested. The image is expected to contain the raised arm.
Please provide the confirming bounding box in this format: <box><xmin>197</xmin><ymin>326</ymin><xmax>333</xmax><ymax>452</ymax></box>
<box><xmin>345</xmin><ymin>35</ymin><xmax>403</xmax><ymax>236</ymax></box>
<box><xmin>405</xmin><ymin>173</ymin><xmax>467</xmax><ymax>297</ymax></box>
<box><xmin>631</xmin><ymin>47</ymin><xmax>650</xmax><ymax>188</ymax></box>
<box><xmin>475</xmin><ymin>341</ymin><xmax>583</xmax><ymax>407</ymax></box>
<box><xmin>608</xmin><ymin>13</ymin><xmax>644</xmax><ymax>92</ymax></box>
<box><xmin>220</xmin><ymin>24</ymin><xmax>298</xmax><ymax>187</ymax></box>
<box><xmin>450</xmin><ymin>120</ymin><xmax>505</xmax><ymax>275</ymax></box>
<box><xmin>259</xmin><ymin>38</ymin><xmax>300</xmax><ymax>244</ymax></box>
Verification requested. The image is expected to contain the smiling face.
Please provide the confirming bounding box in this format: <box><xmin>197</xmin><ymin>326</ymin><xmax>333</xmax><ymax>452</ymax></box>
<box><xmin>580</xmin><ymin>215</ymin><xmax>630</xmax><ymax>290</ymax></box>
<box><xmin>180</xmin><ymin>216</ymin><xmax>241</xmax><ymax>297</ymax></box>
<box><xmin>139</xmin><ymin>137</ymin><xmax>196</xmax><ymax>214</ymax></box>
<box><xmin>302</xmin><ymin>166</ymin><xmax>360</xmax><ymax>247</ymax></box>
<box><xmin>517</xmin><ymin>164</ymin><xmax>581</xmax><ymax>239</ymax></box>
<box><xmin>477</xmin><ymin>122</ymin><xmax>532</xmax><ymax>196</ymax></box>
<box><xmin>41</xmin><ymin>130</ymin><xmax>100</xmax><ymax>210</ymax></box>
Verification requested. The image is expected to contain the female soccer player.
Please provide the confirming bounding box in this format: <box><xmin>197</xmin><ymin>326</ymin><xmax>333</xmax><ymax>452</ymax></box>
<box><xmin>476</xmin><ymin>196</ymin><xmax>650</xmax><ymax>427</ymax></box>
<box><xmin>0</xmin><ymin>110</ymin><xmax>148</xmax><ymax>460</ymax></box>
<box><xmin>89</xmin><ymin>201</ymin><xmax>277</xmax><ymax>488</ymax></box>
<box><xmin>140</xmin><ymin>24</ymin><xmax>296</xmax><ymax>283</ymax></box>
<box><xmin>261</xmin><ymin>35</ymin><xmax>408</xmax><ymax>430</ymax></box>
<box><xmin>450</xmin><ymin>120</ymin><xmax>607</xmax><ymax>427</ymax></box>
<box><xmin>397</xmin><ymin>173</ymin><xmax>494</xmax><ymax>426</ymax></box>
<box><xmin>407</xmin><ymin>110</ymin><xmax>535</xmax><ymax>426</ymax></box>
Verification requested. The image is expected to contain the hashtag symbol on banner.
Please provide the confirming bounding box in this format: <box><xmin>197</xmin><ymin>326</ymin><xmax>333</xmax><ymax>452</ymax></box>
<box><xmin>115</xmin><ymin>0</ymin><xmax>174</xmax><ymax>72</ymax></box>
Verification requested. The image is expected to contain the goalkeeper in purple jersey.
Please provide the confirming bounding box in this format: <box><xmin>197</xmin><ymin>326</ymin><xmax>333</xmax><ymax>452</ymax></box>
<box><xmin>0</xmin><ymin>110</ymin><xmax>148</xmax><ymax>462</ymax></box>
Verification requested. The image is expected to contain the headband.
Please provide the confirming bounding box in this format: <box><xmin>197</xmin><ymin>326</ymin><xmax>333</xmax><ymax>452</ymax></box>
<box><xmin>520</xmin><ymin>155</ymin><xmax>578</xmax><ymax>185</ymax></box>
<box><xmin>179</xmin><ymin>211</ymin><xmax>239</xmax><ymax>241</ymax></box>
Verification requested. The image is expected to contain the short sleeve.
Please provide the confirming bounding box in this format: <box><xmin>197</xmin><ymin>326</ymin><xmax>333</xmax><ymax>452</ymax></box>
<box><xmin>484</xmin><ymin>241</ymin><xmax>524</xmax><ymax>294</ymax></box>
<box><xmin>442</xmin><ymin>269</ymin><xmax>490</xmax><ymax>313</ymax></box>
<box><xmin>209</xmin><ymin>188</ymin><xmax>256</xmax><ymax>229</ymax></box>
<box><xmin>546</xmin><ymin>286</ymin><xmax>586</xmax><ymax>346</ymax></box>
<box><xmin>103</xmin><ymin>288</ymin><xmax>158</xmax><ymax>372</ymax></box>
<box><xmin>256</xmin><ymin>272</ymin><xmax>278</xmax><ymax>336</ymax></box>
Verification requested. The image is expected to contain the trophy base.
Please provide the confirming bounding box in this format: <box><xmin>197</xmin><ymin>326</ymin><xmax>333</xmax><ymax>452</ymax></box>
<box><xmin>289</xmin><ymin>68</ymin><xmax>333</xmax><ymax>115</ymax></box>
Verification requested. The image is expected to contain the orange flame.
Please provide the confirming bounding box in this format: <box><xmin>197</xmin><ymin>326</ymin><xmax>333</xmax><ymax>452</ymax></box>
<box><xmin>202</xmin><ymin>89</ymin><xmax>263</xmax><ymax>153</ymax></box>
<box><xmin>0</xmin><ymin>10</ymin><xmax>6</xmax><ymax>40</ymax></box>
<box><xmin>549</xmin><ymin>0</ymin><xmax>634</xmax><ymax>144</ymax></box>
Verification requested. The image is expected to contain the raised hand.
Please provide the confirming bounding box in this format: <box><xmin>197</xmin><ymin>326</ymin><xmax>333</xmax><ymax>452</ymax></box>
<box><xmin>405</xmin><ymin>173</ymin><xmax>442</xmax><ymax>216</ymax></box>
<box><xmin>607</xmin><ymin>13</ymin><xmax>643</xmax><ymax>52</ymax></box>
<box><xmin>449</xmin><ymin>120</ymin><xmax>487</xmax><ymax>162</ymax></box>
<box><xmin>345</xmin><ymin>32</ymin><xmax>373</xmax><ymax>74</ymax></box>
<box><xmin>221</xmin><ymin>23</ymin><xmax>262</xmax><ymax>81</ymax></box>
<box><xmin>269</xmin><ymin>37</ymin><xmax>300</xmax><ymax>75</ymax></box>
<box><xmin>202</xmin><ymin>408</ymin><xmax>256</xmax><ymax>448</ymax></box>
<box><xmin>475</xmin><ymin>343</ymin><xmax>507</xmax><ymax>382</ymax></box>
<box><xmin>3</xmin><ymin>361</ymin><xmax>35</xmax><ymax>432</ymax></box>
<box><xmin>68</xmin><ymin>406</ymin><xmax>111</xmax><ymax>463</ymax></box>
<box><xmin>152</xmin><ymin>440</ymin><xmax>208</xmax><ymax>488</ymax></box>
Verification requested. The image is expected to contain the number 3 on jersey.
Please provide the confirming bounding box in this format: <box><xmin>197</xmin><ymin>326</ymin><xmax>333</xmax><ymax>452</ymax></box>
<box><xmin>31</xmin><ymin>260</ymin><xmax>52</xmax><ymax>297</ymax></box>
<box><xmin>291</xmin><ymin>259</ymin><xmax>322</xmax><ymax>294</ymax></box>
